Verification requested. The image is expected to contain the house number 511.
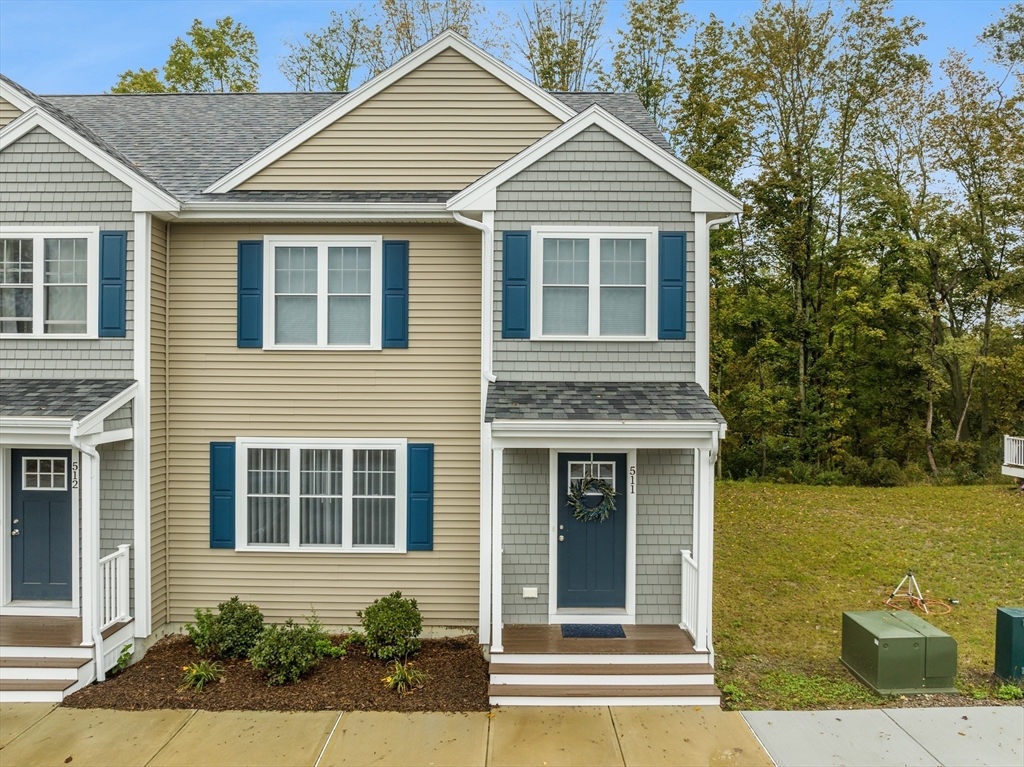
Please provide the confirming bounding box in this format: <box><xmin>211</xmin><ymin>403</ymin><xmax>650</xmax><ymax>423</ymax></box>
<box><xmin>629</xmin><ymin>466</ymin><xmax>636</xmax><ymax>494</ymax></box>
<box><xmin>72</xmin><ymin>462</ymin><xmax>80</xmax><ymax>489</ymax></box>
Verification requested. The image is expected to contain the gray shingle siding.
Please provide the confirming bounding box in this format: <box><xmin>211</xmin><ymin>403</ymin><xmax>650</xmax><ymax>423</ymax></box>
<box><xmin>0</xmin><ymin>127</ymin><xmax>134</xmax><ymax>378</ymax></box>
<box><xmin>635</xmin><ymin>449</ymin><xmax>693</xmax><ymax>623</ymax></box>
<box><xmin>99</xmin><ymin>439</ymin><xmax>134</xmax><ymax>612</ymax></box>
<box><xmin>493</xmin><ymin>125</ymin><xmax>696</xmax><ymax>381</ymax></box>
<box><xmin>102</xmin><ymin>402</ymin><xmax>133</xmax><ymax>432</ymax></box>
<box><xmin>501</xmin><ymin>448</ymin><xmax>694</xmax><ymax>625</ymax></box>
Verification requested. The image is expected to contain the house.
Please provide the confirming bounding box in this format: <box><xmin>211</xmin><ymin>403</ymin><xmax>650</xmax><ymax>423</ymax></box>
<box><xmin>1004</xmin><ymin>435</ymin><xmax>1024</xmax><ymax>488</ymax></box>
<box><xmin>0</xmin><ymin>31</ymin><xmax>740</xmax><ymax>705</ymax></box>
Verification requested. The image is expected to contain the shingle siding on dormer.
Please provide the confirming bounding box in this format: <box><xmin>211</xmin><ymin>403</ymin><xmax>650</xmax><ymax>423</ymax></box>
<box><xmin>492</xmin><ymin>125</ymin><xmax>696</xmax><ymax>381</ymax></box>
<box><xmin>0</xmin><ymin>126</ymin><xmax>134</xmax><ymax>378</ymax></box>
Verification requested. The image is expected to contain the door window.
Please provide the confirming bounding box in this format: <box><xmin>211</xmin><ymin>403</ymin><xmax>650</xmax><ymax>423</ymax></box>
<box><xmin>22</xmin><ymin>457</ymin><xmax>67</xmax><ymax>490</ymax></box>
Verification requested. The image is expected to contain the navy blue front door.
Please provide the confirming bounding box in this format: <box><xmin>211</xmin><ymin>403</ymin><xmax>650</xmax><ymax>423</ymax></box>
<box><xmin>556</xmin><ymin>453</ymin><xmax>627</xmax><ymax>609</ymax></box>
<box><xmin>11</xmin><ymin>449</ymin><xmax>73</xmax><ymax>601</ymax></box>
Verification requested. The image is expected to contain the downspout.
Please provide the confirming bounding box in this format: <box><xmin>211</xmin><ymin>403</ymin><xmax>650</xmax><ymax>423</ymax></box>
<box><xmin>70</xmin><ymin>422</ymin><xmax>105</xmax><ymax>681</ymax></box>
<box><xmin>452</xmin><ymin>210</ymin><xmax>496</xmax><ymax>647</ymax></box>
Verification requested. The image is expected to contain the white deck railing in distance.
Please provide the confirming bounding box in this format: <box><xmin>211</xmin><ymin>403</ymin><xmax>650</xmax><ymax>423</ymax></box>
<box><xmin>681</xmin><ymin>549</ymin><xmax>699</xmax><ymax>637</ymax></box>
<box><xmin>1005</xmin><ymin>436</ymin><xmax>1024</xmax><ymax>468</ymax></box>
<box><xmin>98</xmin><ymin>544</ymin><xmax>131</xmax><ymax>631</ymax></box>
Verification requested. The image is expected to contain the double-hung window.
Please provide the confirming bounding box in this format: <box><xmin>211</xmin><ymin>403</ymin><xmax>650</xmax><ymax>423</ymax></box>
<box><xmin>0</xmin><ymin>227</ymin><xmax>98</xmax><ymax>337</ymax></box>
<box><xmin>264</xmin><ymin>235</ymin><xmax>382</xmax><ymax>349</ymax></box>
<box><xmin>532</xmin><ymin>226</ymin><xmax>657</xmax><ymax>340</ymax></box>
<box><xmin>236</xmin><ymin>438</ymin><xmax>407</xmax><ymax>553</ymax></box>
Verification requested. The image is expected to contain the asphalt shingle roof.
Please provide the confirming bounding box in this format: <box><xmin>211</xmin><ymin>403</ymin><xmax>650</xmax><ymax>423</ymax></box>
<box><xmin>190</xmin><ymin>190</ymin><xmax>458</xmax><ymax>204</ymax></box>
<box><xmin>485</xmin><ymin>381</ymin><xmax>725</xmax><ymax>423</ymax></box>
<box><xmin>0</xmin><ymin>379</ymin><xmax>135</xmax><ymax>420</ymax></box>
<box><xmin>39</xmin><ymin>90</ymin><xmax>670</xmax><ymax>201</ymax></box>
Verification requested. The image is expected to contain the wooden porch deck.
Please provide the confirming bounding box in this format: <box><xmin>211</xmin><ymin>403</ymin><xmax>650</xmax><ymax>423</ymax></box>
<box><xmin>501</xmin><ymin>624</ymin><xmax>699</xmax><ymax>655</ymax></box>
<box><xmin>0</xmin><ymin>616</ymin><xmax>82</xmax><ymax>647</ymax></box>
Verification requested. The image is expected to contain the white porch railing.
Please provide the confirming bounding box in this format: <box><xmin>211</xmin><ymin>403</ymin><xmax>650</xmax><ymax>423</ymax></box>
<box><xmin>1005</xmin><ymin>436</ymin><xmax>1024</xmax><ymax>468</ymax></box>
<box><xmin>680</xmin><ymin>549</ymin><xmax>699</xmax><ymax>637</ymax></box>
<box><xmin>98</xmin><ymin>544</ymin><xmax>131</xmax><ymax>631</ymax></box>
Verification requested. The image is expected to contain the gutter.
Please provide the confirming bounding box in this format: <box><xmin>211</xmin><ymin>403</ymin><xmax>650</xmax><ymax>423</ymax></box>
<box><xmin>452</xmin><ymin>212</ymin><xmax>496</xmax><ymax>384</ymax></box>
<box><xmin>177</xmin><ymin>201</ymin><xmax>454</xmax><ymax>222</ymax></box>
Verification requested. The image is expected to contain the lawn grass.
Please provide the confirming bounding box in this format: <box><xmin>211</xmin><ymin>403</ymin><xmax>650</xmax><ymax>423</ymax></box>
<box><xmin>713</xmin><ymin>482</ymin><xmax>1024</xmax><ymax>709</ymax></box>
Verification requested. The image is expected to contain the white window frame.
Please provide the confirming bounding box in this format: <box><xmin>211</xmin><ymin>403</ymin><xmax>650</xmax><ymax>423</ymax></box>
<box><xmin>234</xmin><ymin>437</ymin><xmax>407</xmax><ymax>553</ymax></box>
<box><xmin>530</xmin><ymin>225</ymin><xmax>658</xmax><ymax>341</ymax></box>
<box><xmin>21</xmin><ymin>456</ymin><xmax>69</xmax><ymax>491</ymax></box>
<box><xmin>0</xmin><ymin>226</ymin><xmax>100</xmax><ymax>339</ymax></box>
<box><xmin>263</xmin><ymin>235</ymin><xmax>383</xmax><ymax>350</ymax></box>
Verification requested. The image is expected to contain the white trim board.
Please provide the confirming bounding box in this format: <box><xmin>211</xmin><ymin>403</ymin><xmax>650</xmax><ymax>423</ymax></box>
<box><xmin>0</xmin><ymin>79</ymin><xmax>36</xmax><ymax>114</ymax></box>
<box><xmin>0</xmin><ymin>108</ymin><xmax>180</xmax><ymax>214</ymax></box>
<box><xmin>203</xmin><ymin>30</ymin><xmax>576</xmax><ymax>194</ymax></box>
<box><xmin>448</xmin><ymin>105</ymin><xmax>744</xmax><ymax>215</ymax></box>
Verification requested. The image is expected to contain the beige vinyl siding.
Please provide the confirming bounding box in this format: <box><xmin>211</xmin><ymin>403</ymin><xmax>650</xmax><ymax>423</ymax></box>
<box><xmin>0</xmin><ymin>96</ymin><xmax>22</xmax><ymax>128</ymax></box>
<box><xmin>150</xmin><ymin>218</ymin><xmax>169</xmax><ymax>630</ymax></box>
<box><xmin>241</xmin><ymin>49</ymin><xmax>562</xmax><ymax>191</ymax></box>
<box><xmin>166</xmin><ymin>223</ymin><xmax>481</xmax><ymax>627</ymax></box>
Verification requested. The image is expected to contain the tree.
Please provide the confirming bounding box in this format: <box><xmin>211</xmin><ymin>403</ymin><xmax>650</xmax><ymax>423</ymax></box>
<box><xmin>110</xmin><ymin>17</ymin><xmax>258</xmax><ymax>93</ymax></box>
<box><xmin>509</xmin><ymin>0</ymin><xmax>607</xmax><ymax>91</ymax></box>
<box><xmin>280</xmin><ymin>7</ymin><xmax>369</xmax><ymax>91</ymax></box>
<box><xmin>598</xmin><ymin>0</ymin><xmax>690</xmax><ymax>126</ymax></box>
<box><xmin>364</xmin><ymin>0</ymin><xmax>483</xmax><ymax>75</ymax></box>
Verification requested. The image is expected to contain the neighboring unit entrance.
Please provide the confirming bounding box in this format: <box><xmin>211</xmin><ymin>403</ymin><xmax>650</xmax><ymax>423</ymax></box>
<box><xmin>556</xmin><ymin>452</ymin><xmax>627</xmax><ymax>609</ymax></box>
<box><xmin>10</xmin><ymin>449</ymin><xmax>73</xmax><ymax>601</ymax></box>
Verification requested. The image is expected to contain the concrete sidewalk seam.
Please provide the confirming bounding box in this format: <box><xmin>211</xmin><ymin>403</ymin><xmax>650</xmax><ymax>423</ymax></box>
<box><xmin>314</xmin><ymin>711</ymin><xmax>344</xmax><ymax>767</ymax></box>
<box><xmin>882</xmin><ymin>709</ymin><xmax>946</xmax><ymax>767</ymax></box>
<box><xmin>2</xmin><ymin>704</ymin><xmax>58</xmax><ymax>749</ymax></box>
<box><xmin>142</xmin><ymin>708</ymin><xmax>198</xmax><ymax>767</ymax></box>
<box><xmin>605</xmin><ymin>706</ymin><xmax>628</xmax><ymax>767</ymax></box>
<box><xmin>739</xmin><ymin>712</ymin><xmax>779</xmax><ymax>767</ymax></box>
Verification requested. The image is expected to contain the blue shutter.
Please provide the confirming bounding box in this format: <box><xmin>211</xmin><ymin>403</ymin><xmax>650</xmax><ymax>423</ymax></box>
<box><xmin>382</xmin><ymin>240</ymin><xmax>409</xmax><ymax>348</ymax></box>
<box><xmin>658</xmin><ymin>232</ymin><xmax>687</xmax><ymax>339</ymax></box>
<box><xmin>209</xmin><ymin>442</ymin><xmax>236</xmax><ymax>549</ymax></box>
<box><xmin>97</xmin><ymin>231</ymin><xmax>127</xmax><ymax>337</ymax></box>
<box><xmin>237</xmin><ymin>241</ymin><xmax>263</xmax><ymax>348</ymax></box>
<box><xmin>502</xmin><ymin>231</ymin><xmax>530</xmax><ymax>338</ymax></box>
<box><xmin>407</xmin><ymin>443</ymin><xmax>434</xmax><ymax>551</ymax></box>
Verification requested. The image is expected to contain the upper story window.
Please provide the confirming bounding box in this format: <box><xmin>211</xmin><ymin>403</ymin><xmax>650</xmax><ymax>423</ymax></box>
<box><xmin>531</xmin><ymin>226</ymin><xmax>657</xmax><ymax>340</ymax></box>
<box><xmin>235</xmin><ymin>437</ymin><xmax>407</xmax><ymax>553</ymax></box>
<box><xmin>264</xmin><ymin>235</ymin><xmax>382</xmax><ymax>350</ymax></box>
<box><xmin>0</xmin><ymin>228</ymin><xmax>99</xmax><ymax>337</ymax></box>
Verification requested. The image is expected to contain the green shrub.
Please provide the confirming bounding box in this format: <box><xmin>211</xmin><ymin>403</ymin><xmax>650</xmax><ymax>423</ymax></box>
<box><xmin>180</xmin><ymin>660</ymin><xmax>224</xmax><ymax>691</ymax></box>
<box><xmin>358</xmin><ymin>591</ymin><xmax>423</xmax><ymax>660</ymax></box>
<box><xmin>186</xmin><ymin>596</ymin><xmax>264</xmax><ymax>659</ymax></box>
<box><xmin>995</xmin><ymin>683</ymin><xmax>1023</xmax><ymax>701</ymax></box>
<box><xmin>249</xmin><ymin>610</ymin><xmax>340</xmax><ymax>685</ymax></box>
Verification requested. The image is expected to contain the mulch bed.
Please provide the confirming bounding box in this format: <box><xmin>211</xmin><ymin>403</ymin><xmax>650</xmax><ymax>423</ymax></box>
<box><xmin>62</xmin><ymin>634</ymin><xmax>490</xmax><ymax>712</ymax></box>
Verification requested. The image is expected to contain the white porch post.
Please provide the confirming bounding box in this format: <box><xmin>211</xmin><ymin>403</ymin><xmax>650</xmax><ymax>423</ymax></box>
<box><xmin>79</xmin><ymin>447</ymin><xmax>95</xmax><ymax>647</ymax></box>
<box><xmin>704</xmin><ymin>440</ymin><xmax>717</xmax><ymax>662</ymax></box>
<box><xmin>692</xmin><ymin>445</ymin><xmax>715</xmax><ymax>654</ymax></box>
<box><xmin>490</xmin><ymin>446</ymin><xmax>504</xmax><ymax>653</ymax></box>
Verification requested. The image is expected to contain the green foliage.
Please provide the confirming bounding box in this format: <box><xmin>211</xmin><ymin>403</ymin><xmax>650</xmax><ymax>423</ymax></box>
<box><xmin>720</xmin><ymin>682</ymin><xmax>746</xmax><ymax>706</ymax></box>
<box><xmin>248</xmin><ymin>610</ymin><xmax>338</xmax><ymax>686</ymax></box>
<box><xmin>280</xmin><ymin>8</ymin><xmax>368</xmax><ymax>92</ymax></box>
<box><xmin>358</xmin><ymin>591</ymin><xmax>423</xmax><ymax>660</ymax></box>
<box><xmin>382</xmin><ymin>659</ymin><xmax>429</xmax><ymax>693</ymax></box>
<box><xmin>995</xmin><ymin>683</ymin><xmax>1024</xmax><ymax>701</ymax></box>
<box><xmin>510</xmin><ymin>0</ymin><xmax>607</xmax><ymax>90</ymax></box>
<box><xmin>180</xmin><ymin>660</ymin><xmax>224</xmax><ymax>691</ymax></box>
<box><xmin>110</xmin><ymin>16</ymin><xmax>258</xmax><ymax>93</ymax></box>
<box><xmin>186</xmin><ymin>596</ymin><xmax>264</xmax><ymax>659</ymax></box>
<box><xmin>758</xmin><ymin>670</ymin><xmax>882</xmax><ymax>707</ymax></box>
<box><xmin>115</xmin><ymin>643</ymin><xmax>133</xmax><ymax>673</ymax></box>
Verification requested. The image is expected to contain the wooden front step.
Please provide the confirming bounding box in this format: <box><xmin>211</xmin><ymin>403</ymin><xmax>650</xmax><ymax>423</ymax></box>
<box><xmin>490</xmin><ymin>662</ymin><xmax>714</xmax><ymax>676</ymax></box>
<box><xmin>0</xmin><ymin>657</ymin><xmax>90</xmax><ymax>669</ymax></box>
<box><xmin>488</xmin><ymin>682</ymin><xmax>722</xmax><ymax>706</ymax></box>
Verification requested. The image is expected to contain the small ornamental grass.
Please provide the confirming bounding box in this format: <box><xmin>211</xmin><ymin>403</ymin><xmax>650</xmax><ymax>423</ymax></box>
<box><xmin>179</xmin><ymin>660</ymin><xmax>224</xmax><ymax>691</ymax></box>
<box><xmin>358</xmin><ymin>591</ymin><xmax>423</xmax><ymax>661</ymax></box>
<box><xmin>249</xmin><ymin>610</ymin><xmax>343</xmax><ymax>686</ymax></box>
<box><xmin>382</xmin><ymin>660</ymin><xmax>429</xmax><ymax>693</ymax></box>
<box><xmin>186</xmin><ymin>596</ymin><xmax>264</xmax><ymax>659</ymax></box>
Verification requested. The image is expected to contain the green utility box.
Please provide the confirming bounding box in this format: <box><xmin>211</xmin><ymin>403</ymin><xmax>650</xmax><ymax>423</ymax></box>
<box><xmin>840</xmin><ymin>611</ymin><xmax>957</xmax><ymax>695</ymax></box>
<box><xmin>995</xmin><ymin>607</ymin><xmax>1024</xmax><ymax>681</ymax></box>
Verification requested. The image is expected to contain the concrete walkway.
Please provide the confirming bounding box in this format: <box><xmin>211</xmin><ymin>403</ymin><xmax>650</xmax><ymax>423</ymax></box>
<box><xmin>0</xmin><ymin>703</ymin><xmax>1020</xmax><ymax>767</ymax></box>
<box><xmin>0</xmin><ymin>705</ymin><xmax>769</xmax><ymax>767</ymax></box>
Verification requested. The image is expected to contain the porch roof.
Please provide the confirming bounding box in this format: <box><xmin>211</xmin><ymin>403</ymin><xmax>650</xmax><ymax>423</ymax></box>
<box><xmin>485</xmin><ymin>381</ymin><xmax>726</xmax><ymax>424</ymax></box>
<box><xmin>0</xmin><ymin>378</ymin><xmax>136</xmax><ymax>420</ymax></box>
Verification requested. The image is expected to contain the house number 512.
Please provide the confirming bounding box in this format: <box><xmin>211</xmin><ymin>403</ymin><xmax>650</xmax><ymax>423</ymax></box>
<box><xmin>72</xmin><ymin>462</ymin><xmax>80</xmax><ymax>489</ymax></box>
<box><xmin>629</xmin><ymin>466</ymin><xmax>636</xmax><ymax>494</ymax></box>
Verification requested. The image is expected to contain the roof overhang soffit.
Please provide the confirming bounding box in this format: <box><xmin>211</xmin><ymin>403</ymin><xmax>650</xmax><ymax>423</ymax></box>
<box><xmin>0</xmin><ymin>108</ymin><xmax>181</xmax><ymax>215</ymax></box>
<box><xmin>489</xmin><ymin>418</ymin><xmax>727</xmax><ymax>450</ymax></box>
<box><xmin>448</xmin><ymin>105</ymin><xmax>744</xmax><ymax>215</ymax></box>
<box><xmin>0</xmin><ymin>382</ymin><xmax>138</xmax><ymax>446</ymax></box>
<box><xmin>203</xmin><ymin>30</ymin><xmax>577</xmax><ymax>195</ymax></box>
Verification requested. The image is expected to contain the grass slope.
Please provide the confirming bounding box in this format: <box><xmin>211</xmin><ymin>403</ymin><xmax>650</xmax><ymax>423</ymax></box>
<box><xmin>714</xmin><ymin>483</ymin><xmax>1024</xmax><ymax>709</ymax></box>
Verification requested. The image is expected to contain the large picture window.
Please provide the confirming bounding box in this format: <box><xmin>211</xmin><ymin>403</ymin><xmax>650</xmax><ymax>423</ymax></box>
<box><xmin>0</xmin><ymin>228</ymin><xmax>98</xmax><ymax>337</ymax></box>
<box><xmin>532</xmin><ymin>226</ymin><xmax>657</xmax><ymax>340</ymax></box>
<box><xmin>264</xmin><ymin>236</ymin><xmax>382</xmax><ymax>349</ymax></box>
<box><xmin>235</xmin><ymin>438</ymin><xmax>406</xmax><ymax>552</ymax></box>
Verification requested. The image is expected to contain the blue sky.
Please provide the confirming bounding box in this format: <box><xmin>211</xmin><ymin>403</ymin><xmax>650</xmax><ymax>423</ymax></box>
<box><xmin>0</xmin><ymin>0</ymin><xmax>1011</xmax><ymax>94</ymax></box>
